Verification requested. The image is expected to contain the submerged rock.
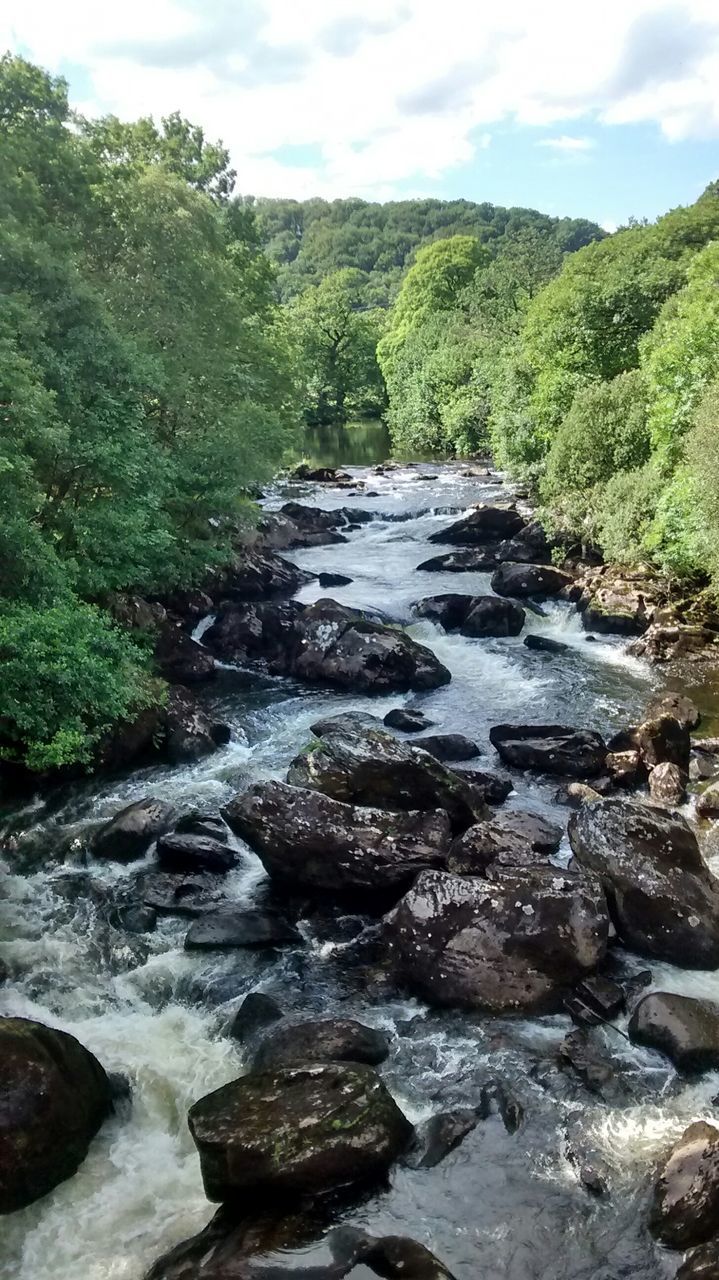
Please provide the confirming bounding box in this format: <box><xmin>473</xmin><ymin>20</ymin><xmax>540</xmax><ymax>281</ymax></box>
<box><xmin>94</xmin><ymin>798</ymin><xmax>175</xmax><ymax>862</ymax></box>
<box><xmin>411</xmin><ymin>733</ymin><xmax>481</xmax><ymax>762</ymax></box>
<box><xmin>415</xmin><ymin>549</ymin><xmax>500</xmax><ymax>573</ymax></box>
<box><xmin>230</xmin><ymin>993</ymin><xmax>283</xmax><ymax>1043</ymax></box>
<box><xmin>285</xmin><ymin>726</ymin><xmax>488</xmax><ymax>831</ymax></box>
<box><xmin>0</xmin><ymin>1017</ymin><xmax>112</xmax><ymax>1213</ymax></box>
<box><xmin>523</xmin><ymin>634</ymin><xmax>570</xmax><ymax>655</ymax></box>
<box><xmin>188</xmin><ymin>1061</ymin><xmax>413</xmax><ymax>1201</ymax></box>
<box><xmin>629</xmin><ymin>992</ymin><xmax>719</xmax><ymax>1073</ymax></box>
<box><xmin>568</xmin><ymin>799</ymin><xmax>719</xmax><ymax>967</ymax></box>
<box><xmin>383</xmin><ymin>707</ymin><xmax>435</xmax><ymax>733</ymax></box>
<box><xmin>253</xmin><ymin>1019</ymin><xmax>390</xmax><ymax>1070</ymax></box>
<box><xmin>185</xmin><ymin>908</ymin><xmax>300</xmax><ymax>950</ymax></box>
<box><xmin>489</xmin><ymin>724</ymin><xmax>607</xmax><ymax>778</ymax></box>
<box><xmin>678</xmin><ymin>1240</ymin><xmax>719</xmax><ymax>1278</ymax></box>
<box><xmin>650</xmin><ymin>1122</ymin><xmax>719</xmax><ymax>1248</ymax></box>
<box><xmin>156</xmin><ymin>832</ymin><xmax>238</xmax><ymax>874</ymax></box>
<box><xmin>223</xmin><ymin>780</ymin><xmax>451</xmax><ymax>894</ymax></box>
<box><xmin>403</xmin><ymin>1108</ymin><xmax>479</xmax><ymax>1169</ymax></box>
<box><xmin>385</xmin><ymin>867</ymin><xmax>609</xmax><ymax>1013</ymax></box>
<box><xmin>490</xmin><ymin>563</ymin><xmax>573</xmax><ymax>599</ymax></box>
<box><xmin>428</xmin><ymin>504</ymin><xmax>524</xmax><ymax>546</ymax></box>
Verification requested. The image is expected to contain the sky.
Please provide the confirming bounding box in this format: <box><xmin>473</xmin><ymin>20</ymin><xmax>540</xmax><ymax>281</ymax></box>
<box><xmin>3</xmin><ymin>0</ymin><xmax>719</xmax><ymax>228</ymax></box>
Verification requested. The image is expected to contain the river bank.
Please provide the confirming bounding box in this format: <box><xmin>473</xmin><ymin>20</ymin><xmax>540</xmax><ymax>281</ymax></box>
<box><xmin>3</xmin><ymin>456</ymin><xmax>719</xmax><ymax>1280</ymax></box>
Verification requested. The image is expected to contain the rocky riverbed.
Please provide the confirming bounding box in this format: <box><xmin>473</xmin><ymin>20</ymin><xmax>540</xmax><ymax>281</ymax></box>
<box><xmin>3</xmin><ymin>458</ymin><xmax>719</xmax><ymax>1280</ymax></box>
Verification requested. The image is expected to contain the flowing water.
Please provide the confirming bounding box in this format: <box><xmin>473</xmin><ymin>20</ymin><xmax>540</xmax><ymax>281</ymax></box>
<box><xmin>2</xmin><ymin>453</ymin><xmax>718</xmax><ymax>1280</ymax></box>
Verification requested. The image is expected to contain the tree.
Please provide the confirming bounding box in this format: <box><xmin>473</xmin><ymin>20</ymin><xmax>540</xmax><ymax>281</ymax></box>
<box><xmin>289</xmin><ymin>270</ymin><xmax>385</xmax><ymax>424</ymax></box>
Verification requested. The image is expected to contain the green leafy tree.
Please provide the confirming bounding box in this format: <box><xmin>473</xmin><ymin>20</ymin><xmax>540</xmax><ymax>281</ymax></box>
<box><xmin>289</xmin><ymin>270</ymin><xmax>385</xmax><ymax>423</ymax></box>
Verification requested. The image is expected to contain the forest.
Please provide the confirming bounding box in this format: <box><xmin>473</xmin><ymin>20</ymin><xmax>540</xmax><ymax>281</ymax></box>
<box><xmin>2</xmin><ymin>51</ymin><xmax>719</xmax><ymax>775</ymax></box>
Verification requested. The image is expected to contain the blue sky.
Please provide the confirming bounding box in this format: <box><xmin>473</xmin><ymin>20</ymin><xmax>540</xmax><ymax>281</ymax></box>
<box><xmin>3</xmin><ymin>0</ymin><xmax>719</xmax><ymax>228</ymax></box>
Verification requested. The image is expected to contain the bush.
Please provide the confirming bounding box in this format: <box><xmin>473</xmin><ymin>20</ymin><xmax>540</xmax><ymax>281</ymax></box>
<box><xmin>595</xmin><ymin>463</ymin><xmax>665</xmax><ymax>565</ymax></box>
<box><xmin>0</xmin><ymin>601</ymin><xmax>155</xmax><ymax>771</ymax></box>
<box><xmin>684</xmin><ymin>381</ymin><xmax>719</xmax><ymax>588</ymax></box>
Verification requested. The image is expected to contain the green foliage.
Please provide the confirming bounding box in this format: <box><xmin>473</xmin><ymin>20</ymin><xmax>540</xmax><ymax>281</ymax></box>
<box><xmin>0</xmin><ymin>602</ymin><xmax>154</xmax><ymax>771</ymax></box>
<box><xmin>683</xmin><ymin>382</ymin><xmax>719</xmax><ymax>588</ymax></box>
<box><xmin>289</xmin><ymin>270</ymin><xmax>386</xmax><ymax>424</ymax></box>
<box><xmin>594</xmin><ymin>463</ymin><xmax>665</xmax><ymax>566</ymax></box>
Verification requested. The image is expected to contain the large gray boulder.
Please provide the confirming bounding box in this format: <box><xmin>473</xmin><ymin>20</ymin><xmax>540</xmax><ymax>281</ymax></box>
<box><xmin>188</xmin><ymin>1061</ymin><xmax>413</xmax><ymax>1201</ymax></box>
<box><xmin>650</xmin><ymin>1122</ymin><xmax>719</xmax><ymax>1248</ymax></box>
<box><xmin>223</xmin><ymin>781</ymin><xmax>451</xmax><ymax>893</ymax></box>
<box><xmin>206</xmin><ymin>598</ymin><xmax>450</xmax><ymax>694</ymax></box>
<box><xmin>0</xmin><ymin>1017</ymin><xmax>112</xmax><ymax>1213</ymax></box>
<box><xmin>568</xmin><ymin>799</ymin><xmax>719</xmax><ymax>967</ymax></box>
<box><xmin>447</xmin><ymin>810</ymin><xmax>563</xmax><ymax>875</ymax></box>
<box><xmin>414</xmin><ymin>594</ymin><xmax>525</xmax><ymax>637</ymax></box>
<box><xmin>629</xmin><ymin>992</ymin><xmax>719</xmax><ymax>1073</ymax></box>
<box><xmin>253</xmin><ymin>1019</ymin><xmax>390</xmax><ymax>1071</ymax></box>
<box><xmin>490</xmin><ymin>562</ymin><xmax>573</xmax><ymax>599</ymax></box>
<box><xmin>94</xmin><ymin>798</ymin><xmax>175</xmax><ymax>861</ymax></box>
<box><xmin>428</xmin><ymin>504</ymin><xmax>525</xmax><ymax>546</ymax></box>
<box><xmin>490</xmin><ymin>724</ymin><xmax>607</xmax><ymax>778</ymax></box>
<box><xmin>285</xmin><ymin>726</ymin><xmax>488</xmax><ymax>831</ymax></box>
<box><xmin>385</xmin><ymin>867</ymin><xmax>609</xmax><ymax>1013</ymax></box>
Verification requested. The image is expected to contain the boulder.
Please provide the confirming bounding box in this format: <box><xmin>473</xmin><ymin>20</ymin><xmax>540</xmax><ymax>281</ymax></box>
<box><xmin>174</xmin><ymin>814</ymin><xmax>229</xmax><ymax>841</ymax></box>
<box><xmin>489</xmin><ymin>723</ymin><xmax>607</xmax><ymax>778</ymax></box>
<box><xmin>212</xmin><ymin>547</ymin><xmax>314</xmax><ymax>600</ymax></box>
<box><xmin>223</xmin><ymin>781</ymin><xmax>452</xmax><ymax>894</ymax></box>
<box><xmin>94</xmin><ymin>798</ymin><xmax>175</xmax><ymax>862</ymax></box>
<box><xmin>568</xmin><ymin>799</ymin><xmax>719</xmax><ymax>967</ymax></box>
<box><xmin>629</xmin><ymin>992</ymin><xmax>719</xmax><ymax>1072</ymax></box>
<box><xmin>290</xmin><ymin>464</ymin><xmax>352</xmax><ymax>483</ymax></box>
<box><xmin>697</xmin><ymin>782</ymin><xmax>719</xmax><ymax>819</ymax></box>
<box><xmin>353</xmin><ymin>1234</ymin><xmax>457</xmax><ymax>1280</ymax></box>
<box><xmin>110</xmin><ymin>903</ymin><xmax>157</xmax><ymax>934</ymax></box>
<box><xmin>0</xmin><ymin>1017</ymin><xmax>112</xmax><ymax>1212</ymax></box>
<box><xmin>310</xmin><ymin>710</ymin><xmax>382</xmax><ymax>736</ymax></box>
<box><xmin>385</xmin><ymin>867</ymin><xmax>609</xmax><ymax>1013</ymax></box>
<box><xmin>415</xmin><ymin>549</ymin><xmax>500</xmax><ymax>573</ymax></box>
<box><xmin>404</xmin><ymin>1108</ymin><xmax>479</xmax><ymax>1169</ymax></box>
<box><xmin>414</xmin><ymin>593</ymin><xmax>524</xmax><ymax>637</ymax></box>
<box><xmin>206</xmin><ymin>599</ymin><xmax>450</xmax><ymax>694</ymax></box>
<box><xmin>565</xmin><ymin>974</ymin><xmax>625</xmax><ymax>1027</ymax></box>
<box><xmin>156</xmin><ymin>833</ymin><xmax>238</xmax><ymax>874</ymax></box>
<box><xmin>606</xmin><ymin>749</ymin><xmax>646</xmax><ymax>790</ymax></box>
<box><xmin>579</xmin><ymin>572</ymin><xmax>661</xmax><ymax>635</ymax></box>
<box><xmin>628</xmin><ymin>622</ymin><xmax>718</xmax><ymax>664</ymax></box>
<box><xmin>187</xmin><ymin>1061</ymin><xmax>413</xmax><ymax>1201</ymax></box>
<box><xmin>451</xmin><ymin>767</ymin><xmax>513</xmax><ymax>805</ymax></box>
<box><xmin>253</xmin><ymin>1019</ymin><xmax>390</xmax><ymax>1070</ymax></box>
<box><xmin>523</xmin><ymin>634</ymin><xmax>569</xmax><ymax>655</ymax></box>
<box><xmin>447</xmin><ymin>811</ymin><xmax>562</xmax><ymax>875</ymax></box>
<box><xmin>646</xmin><ymin>693</ymin><xmax>701</xmax><ymax>731</ymax></box>
<box><xmin>230</xmin><ymin>993</ymin><xmax>283</xmax><ymax>1043</ymax></box>
<box><xmin>650</xmin><ymin>1122</ymin><xmax>719</xmax><ymax>1248</ymax></box>
<box><xmin>428</xmin><ymin>504</ymin><xmax>524</xmax><ymax>546</ymax></box>
<box><xmin>490</xmin><ymin>563</ymin><xmax>573</xmax><ymax>599</ymax></box>
<box><xmin>185</xmin><ymin>908</ymin><xmax>300</xmax><ymax>950</ymax></box>
<box><xmin>414</xmin><ymin>594</ymin><xmax>476</xmax><ymax>630</ymax></box>
<box><xmin>678</xmin><ymin>1241</ymin><xmax>719</xmax><ymax>1278</ymax></box>
<box><xmin>648</xmin><ymin>762</ymin><xmax>688</xmax><ymax>806</ymax></box>
<box><xmin>154</xmin><ymin>623</ymin><xmax>217</xmax><ymax>684</ymax></box>
<box><xmin>285</xmin><ymin>726</ymin><xmax>488</xmax><ymax>831</ymax></box>
<box><xmin>165</xmin><ymin>687</ymin><xmax>229</xmax><ymax>763</ymax></box>
<box><xmin>318</xmin><ymin>571</ymin><xmax>353</xmax><ymax>588</ymax></box>
<box><xmin>383</xmin><ymin>707</ymin><xmax>435</xmax><ymax>733</ymax></box>
<box><xmin>558</xmin><ymin>1028</ymin><xmax>630</xmax><ymax>1102</ymax></box>
<box><xmin>691</xmin><ymin>751</ymin><xmax>719</xmax><ymax>782</ymax></box>
<box><xmin>412</xmin><ymin>733</ymin><xmax>481</xmax><ymax>762</ymax></box>
<box><xmin>496</xmin><ymin>520</ymin><xmax>553</xmax><ymax>565</ymax></box>
<box><xmin>636</xmin><ymin>714</ymin><xmax>691</xmax><ymax>771</ymax></box>
<box><xmin>139</xmin><ymin>870</ymin><xmax>224</xmax><ymax>917</ymax></box>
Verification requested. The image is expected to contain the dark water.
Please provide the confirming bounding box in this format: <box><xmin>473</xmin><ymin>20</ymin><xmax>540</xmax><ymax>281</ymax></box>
<box><xmin>298</xmin><ymin>420</ymin><xmax>392</xmax><ymax>469</ymax></box>
<box><xmin>1</xmin><ymin>461</ymin><xmax>715</xmax><ymax>1280</ymax></box>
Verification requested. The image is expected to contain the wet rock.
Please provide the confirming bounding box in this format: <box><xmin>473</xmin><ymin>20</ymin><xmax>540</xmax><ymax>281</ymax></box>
<box><xmin>414</xmin><ymin>594</ymin><xmax>524</xmax><ymax>637</ymax></box>
<box><xmin>698</xmin><ymin>782</ymin><xmax>719</xmax><ymax>819</ymax></box>
<box><xmin>646</xmin><ymin>693</ymin><xmax>701</xmax><ymax>731</ymax></box>
<box><xmin>491</xmin><ymin>562</ymin><xmax>573</xmax><ymax>599</ymax></box>
<box><xmin>523</xmin><ymin>634</ymin><xmax>570</xmax><ymax>655</ymax></box>
<box><xmin>290</xmin><ymin>464</ymin><xmax>352</xmax><ymax>483</ymax></box>
<box><xmin>230</xmin><ymin>993</ymin><xmax>284</xmax><ymax>1043</ymax></box>
<box><xmin>156</xmin><ymin>833</ymin><xmax>238</xmax><ymax>874</ymax></box>
<box><xmin>636</xmin><ymin>713</ymin><xmax>691</xmax><ymax>771</ymax></box>
<box><xmin>496</xmin><ymin>520</ymin><xmax>553</xmax><ymax>565</ymax></box>
<box><xmin>578</xmin><ymin>570</ymin><xmax>662</xmax><ymax>635</ymax></box>
<box><xmin>579</xmin><ymin>1166</ymin><xmax>607</xmax><ymax>1197</ymax></box>
<box><xmin>565</xmin><ymin>974</ymin><xmax>625</xmax><ymax>1027</ymax></box>
<box><xmin>285</xmin><ymin>726</ymin><xmax>488</xmax><ymax>831</ymax></box>
<box><xmin>0</xmin><ymin>1016</ymin><xmax>112</xmax><ymax>1212</ymax></box>
<box><xmin>478</xmin><ymin>1079</ymin><xmax>524</xmax><ymax>1133</ymax></box>
<box><xmin>650</xmin><ymin>1122</ymin><xmax>719</xmax><ymax>1248</ymax></box>
<box><xmin>94</xmin><ymin>704</ymin><xmax>167</xmax><ymax>773</ymax></box>
<box><xmin>428</xmin><ymin>503</ymin><xmax>524</xmax><ymax>546</ymax></box>
<box><xmin>629</xmin><ymin>622</ymin><xmax>718</xmax><ymax>664</ymax></box>
<box><xmin>649</xmin><ymin>761</ymin><xmax>688</xmax><ymax>806</ymax></box>
<box><xmin>629</xmin><ymin>992</ymin><xmax>719</xmax><ymax>1073</ymax></box>
<box><xmin>213</xmin><ymin>547</ymin><xmax>314</xmax><ymax>600</ymax></box>
<box><xmin>139</xmin><ymin>870</ymin><xmax>224</xmax><ymax>916</ymax></box>
<box><xmin>605</xmin><ymin>750</ymin><xmax>646</xmax><ymax>790</ymax></box>
<box><xmin>185</xmin><ymin>909</ymin><xmax>301</xmax><ymax>951</ymax></box>
<box><xmin>224</xmin><ymin>781</ymin><xmax>452</xmax><ymax>894</ymax></box>
<box><xmin>558</xmin><ymin>1028</ymin><xmax>628</xmax><ymax>1100</ymax></box>
<box><xmin>450</xmin><ymin>767</ymin><xmax>513</xmax><ymax>805</ymax></box>
<box><xmin>383</xmin><ymin>707</ymin><xmax>435</xmax><ymax>733</ymax></box>
<box><xmin>691</xmin><ymin>751</ymin><xmax>719</xmax><ymax>783</ymax></box>
<box><xmin>94</xmin><ymin>798</ymin><xmax>175</xmax><ymax>862</ymax></box>
<box><xmin>109</xmin><ymin>903</ymin><xmax>158</xmax><ymax>934</ymax></box>
<box><xmin>403</xmin><ymin>1108</ymin><xmax>479</xmax><ymax>1169</ymax></box>
<box><xmin>677</xmin><ymin>1240</ymin><xmax>719</xmax><ymax>1278</ymax></box>
<box><xmin>412</xmin><ymin>733</ymin><xmax>481</xmax><ymax>762</ymax></box>
<box><xmin>253</xmin><ymin>1019</ymin><xmax>390</xmax><ymax>1070</ymax></box>
<box><xmin>188</xmin><ymin>1061</ymin><xmax>413</xmax><ymax>1201</ymax></box>
<box><xmin>318</xmin><ymin>572</ymin><xmax>353</xmax><ymax>588</ymax></box>
<box><xmin>358</xmin><ymin>1234</ymin><xmax>458</xmax><ymax>1279</ymax></box>
<box><xmin>165</xmin><ymin>686</ymin><xmax>229</xmax><ymax>763</ymax></box>
<box><xmin>174</xmin><ymin>814</ymin><xmax>229</xmax><ymax>842</ymax></box>
<box><xmin>568</xmin><ymin>799</ymin><xmax>719</xmax><ymax>967</ymax></box>
<box><xmin>558</xmin><ymin>782</ymin><xmax>604</xmax><ymax>809</ymax></box>
<box><xmin>489</xmin><ymin>723</ymin><xmax>607</xmax><ymax>778</ymax></box>
<box><xmin>415</xmin><ymin>549</ymin><xmax>499</xmax><ymax>573</ymax></box>
<box><xmin>385</xmin><ymin>867</ymin><xmax>609</xmax><ymax>1013</ymax></box>
<box><xmin>448</xmin><ymin>811</ymin><xmax>562</xmax><ymax>875</ymax></box>
<box><xmin>154</xmin><ymin>622</ymin><xmax>217</xmax><ymax>684</ymax></box>
<box><xmin>414</xmin><ymin>593</ymin><xmax>476</xmax><ymax>630</ymax></box>
<box><xmin>206</xmin><ymin>599</ymin><xmax>450</xmax><ymax>694</ymax></box>
<box><xmin>310</xmin><ymin>710</ymin><xmax>382</xmax><ymax>736</ymax></box>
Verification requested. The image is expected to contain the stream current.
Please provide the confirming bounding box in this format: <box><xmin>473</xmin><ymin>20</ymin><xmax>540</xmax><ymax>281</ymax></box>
<box><xmin>2</xmin><ymin>458</ymin><xmax>718</xmax><ymax>1280</ymax></box>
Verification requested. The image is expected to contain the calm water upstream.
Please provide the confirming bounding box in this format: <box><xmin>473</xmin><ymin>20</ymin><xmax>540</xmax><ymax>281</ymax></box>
<box><xmin>2</xmin><ymin>447</ymin><xmax>718</xmax><ymax>1280</ymax></box>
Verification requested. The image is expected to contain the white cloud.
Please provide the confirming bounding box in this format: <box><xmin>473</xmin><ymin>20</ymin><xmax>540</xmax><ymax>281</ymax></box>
<box><xmin>538</xmin><ymin>135</ymin><xmax>595</xmax><ymax>151</ymax></box>
<box><xmin>2</xmin><ymin>0</ymin><xmax>719</xmax><ymax>199</ymax></box>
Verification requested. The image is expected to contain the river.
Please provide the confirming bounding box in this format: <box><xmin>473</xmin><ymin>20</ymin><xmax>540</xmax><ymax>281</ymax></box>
<box><xmin>2</xmin><ymin>446</ymin><xmax>718</xmax><ymax>1280</ymax></box>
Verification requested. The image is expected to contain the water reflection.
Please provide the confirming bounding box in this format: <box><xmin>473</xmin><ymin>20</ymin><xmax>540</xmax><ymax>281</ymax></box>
<box><xmin>298</xmin><ymin>420</ymin><xmax>391</xmax><ymax>469</ymax></box>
